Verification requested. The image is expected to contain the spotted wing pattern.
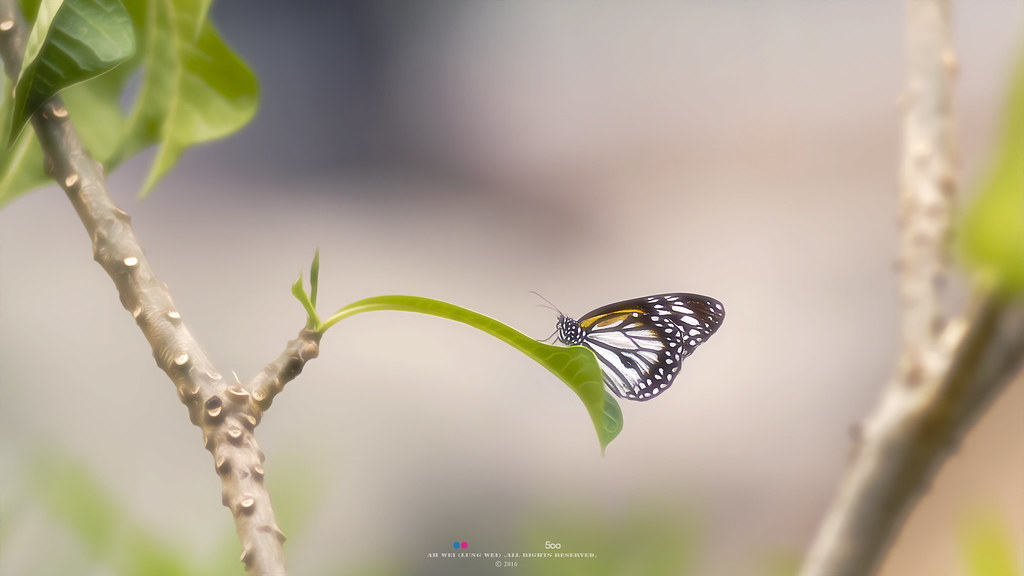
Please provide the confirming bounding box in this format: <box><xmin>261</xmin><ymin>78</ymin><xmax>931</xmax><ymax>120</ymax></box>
<box><xmin>578</xmin><ymin>293</ymin><xmax>724</xmax><ymax>401</ymax></box>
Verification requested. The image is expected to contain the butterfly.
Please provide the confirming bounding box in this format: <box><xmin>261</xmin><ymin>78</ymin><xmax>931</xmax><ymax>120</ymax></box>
<box><xmin>549</xmin><ymin>293</ymin><xmax>725</xmax><ymax>401</ymax></box>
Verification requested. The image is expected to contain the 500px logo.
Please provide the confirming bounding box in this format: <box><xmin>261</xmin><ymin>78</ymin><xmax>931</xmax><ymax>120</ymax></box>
<box><xmin>544</xmin><ymin>540</ymin><xmax>562</xmax><ymax>550</ymax></box>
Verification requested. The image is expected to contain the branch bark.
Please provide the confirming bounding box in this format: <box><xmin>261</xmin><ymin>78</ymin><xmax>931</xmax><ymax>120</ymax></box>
<box><xmin>799</xmin><ymin>2</ymin><xmax>1024</xmax><ymax>575</ymax></box>
<box><xmin>799</xmin><ymin>298</ymin><xmax>1024</xmax><ymax>576</ymax></box>
<box><xmin>0</xmin><ymin>3</ymin><xmax>288</xmax><ymax>574</ymax></box>
<box><xmin>897</xmin><ymin>0</ymin><xmax>957</xmax><ymax>364</ymax></box>
<box><xmin>248</xmin><ymin>329</ymin><xmax>321</xmax><ymax>413</ymax></box>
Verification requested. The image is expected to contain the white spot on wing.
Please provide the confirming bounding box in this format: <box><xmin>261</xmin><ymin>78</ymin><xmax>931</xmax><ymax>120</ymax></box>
<box><xmin>636</xmin><ymin>350</ymin><xmax>658</xmax><ymax>364</ymax></box>
<box><xmin>587</xmin><ymin>331</ymin><xmax>638</xmax><ymax>350</ymax></box>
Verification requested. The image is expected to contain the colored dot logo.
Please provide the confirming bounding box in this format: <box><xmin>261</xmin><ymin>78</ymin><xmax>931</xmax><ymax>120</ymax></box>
<box><xmin>452</xmin><ymin>541</ymin><xmax>468</xmax><ymax>549</ymax></box>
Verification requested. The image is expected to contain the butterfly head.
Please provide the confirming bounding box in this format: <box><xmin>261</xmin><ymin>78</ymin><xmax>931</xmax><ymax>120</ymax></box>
<box><xmin>556</xmin><ymin>315</ymin><xmax>585</xmax><ymax>346</ymax></box>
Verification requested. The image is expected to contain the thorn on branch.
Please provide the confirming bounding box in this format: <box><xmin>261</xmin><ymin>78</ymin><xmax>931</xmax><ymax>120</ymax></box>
<box><xmin>227</xmin><ymin>424</ymin><xmax>244</xmax><ymax>444</ymax></box>
<box><xmin>259</xmin><ymin>523</ymin><xmax>287</xmax><ymax>543</ymax></box>
<box><xmin>252</xmin><ymin>389</ymin><xmax>267</xmax><ymax>406</ymax></box>
<box><xmin>242</xmin><ymin>413</ymin><xmax>258</xmax><ymax>429</ymax></box>
<box><xmin>215</xmin><ymin>453</ymin><xmax>230</xmax><ymax>475</ymax></box>
<box><xmin>205</xmin><ymin>396</ymin><xmax>224</xmax><ymax>421</ymax></box>
<box><xmin>236</xmin><ymin>495</ymin><xmax>256</xmax><ymax>515</ymax></box>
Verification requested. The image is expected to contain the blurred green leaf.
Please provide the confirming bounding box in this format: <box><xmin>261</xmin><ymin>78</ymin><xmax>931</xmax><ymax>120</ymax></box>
<box><xmin>128</xmin><ymin>1</ymin><xmax>258</xmax><ymax>195</ymax></box>
<box><xmin>319</xmin><ymin>294</ymin><xmax>623</xmax><ymax>452</ymax></box>
<box><xmin>520</xmin><ymin>506</ymin><xmax>695</xmax><ymax>576</ymax></box>
<box><xmin>61</xmin><ymin>67</ymin><xmax>130</xmax><ymax>157</ymax></box>
<box><xmin>0</xmin><ymin>71</ymin><xmax>132</xmax><ymax>206</ymax></box>
<box><xmin>0</xmin><ymin>0</ymin><xmax>134</xmax><ymax>207</ymax></box>
<box><xmin>0</xmin><ymin>77</ymin><xmax>49</xmax><ymax>199</ymax></box>
<box><xmin>8</xmin><ymin>0</ymin><xmax>135</xmax><ymax>144</ymax></box>
<box><xmin>30</xmin><ymin>450</ymin><xmax>192</xmax><ymax>576</ymax></box>
<box><xmin>763</xmin><ymin>551</ymin><xmax>800</xmax><ymax>576</ymax></box>
<box><xmin>264</xmin><ymin>452</ymin><xmax>326</xmax><ymax>543</ymax></box>
<box><xmin>961</xmin><ymin>513</ymin><xmax>1022</xmax><ymax>576</ymax></box>
<box><xmin>17</xmin><ymin>0</ymin><xmax>42</xmax><ymax>21</ymax></box>
<box><xmin>960</xmin><ymin>44</ymin><xmax>1024</xmax><ymax>294</ymax></box>
<box><xmin>1</xmin><ymin>0</ymin><xmax>258</xmax><ymax>206</ymax></box>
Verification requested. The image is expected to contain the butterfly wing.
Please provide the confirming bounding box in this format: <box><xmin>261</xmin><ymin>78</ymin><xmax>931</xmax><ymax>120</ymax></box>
<box><xmin>579</xmin><ymin>293</ymin><xmax>725</xmax><ymax>401</ymax></box>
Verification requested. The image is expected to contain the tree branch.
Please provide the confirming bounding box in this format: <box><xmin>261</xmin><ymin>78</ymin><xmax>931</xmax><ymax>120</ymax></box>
<box><xmin>897</xmin><ymin>0</ymin><xmax>957</xmax><ymax>364</ymax></box>
<box><xmin>799</xmin><ymin>298</ymin><xmax>1024</xmax><ymax>576</ymax></box>
<box><xmin>0</xmin><ymin>3</ymin><xmax>288</xmax><ymax>574</ymax></box>
<box><xmin>798</xmin><ymin>1</ymin><xmax>1024</xmax><ymax>575</ymax></box>
<box><xmin>248</xmin><ymin>329</ymin><xmax>321</xmax><ymax>413</ymax></box>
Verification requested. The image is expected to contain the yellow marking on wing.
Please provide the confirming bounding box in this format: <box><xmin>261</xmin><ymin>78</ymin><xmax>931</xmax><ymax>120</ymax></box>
<box><xmin>580</xmin><ymin>310</ymin><xmax>642</xmax><ymax>329</ymax></box>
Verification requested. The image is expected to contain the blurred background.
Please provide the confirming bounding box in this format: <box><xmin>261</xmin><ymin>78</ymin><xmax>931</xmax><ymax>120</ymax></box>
<box><xmin>1</xmin><ymin>1</ymin><xmax>1022</xmax><ymax>574</ymax></box>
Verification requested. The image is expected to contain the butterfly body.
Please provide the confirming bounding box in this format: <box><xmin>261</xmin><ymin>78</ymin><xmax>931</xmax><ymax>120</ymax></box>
<box><xmin>556</xmin><ymin>293</ymin><xmax>724</xmax><ymax>401</ymax></box>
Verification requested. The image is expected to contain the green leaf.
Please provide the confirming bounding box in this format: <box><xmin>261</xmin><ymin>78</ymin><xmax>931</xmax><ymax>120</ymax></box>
<box><xmin>17</xmin><ymin>0</ymin><xmax>43</xmax><ymax>22</ymax></box>
<box><xmin>263</xmin><ymin>452</ymin><xmax>326</xmax><ymax>544</ymax></box>
<box><xmin>124</xmin><ymin>0</ymin><xmax>258</xmax><ymax>196</ymax></box>
<box><xmin>310</xmin><ymin>249</ymin><xmax>320</xmax><ymax>308</ymax></box>
<box><xmin>1</xmin><ymin>0</ymin><xmax>259</xmax><ymax>207</ymax></box>
<box><xmin>320</xmin><ymin>295</ymin><xmax>623</xmax><ymax>451</ymax></box>
<box><xmin>29</xmin><ymin>449</ymin><xmax>192</xmax><ymax>576</ymax></box>
<box><xmin>19</xmin><ymin>0</ymin><xmax>61</xmax><ymax>70</ymax></box>
<box><xmin>61</xmin><ymin>68</ymin><xmax>128</xmax><ymax>158</ymax></box>
<box><xmin>0</xmin><ymin>71</ymin><xmax>128</xmax><ymax>207</ymax></box>
<box><xmin>8</xmin><ymin>0</ymin><xmax>135</xmax><ymax>145</ymax></box>
<box><xmin>291</xmin><ymin>274</ymin><xmax>320</xmax><ymax>331</ymax></box>
<box><xmin>0</xmin><ymin>79</ymin><xmax>48</xmax><ymax>201</ymax></box>
<box><xmin>520</xmin><ymin>507</ymin><xmax>696</xmax><ymax>575</ymax></box>
<box><xmin>960</xmin><ymin>513</ymin><xmax>1021</xmax><ymax>576</ymax></box>
<box><xmin>960</xmin><ymin>43</ymin><xmax>1024</xmax><ymax>294</ymax></box>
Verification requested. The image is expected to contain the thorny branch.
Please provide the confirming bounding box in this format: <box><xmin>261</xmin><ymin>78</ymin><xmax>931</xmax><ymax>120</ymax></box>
<box><xmin>248</xmin><ymin>329</ymin><xmax>321</xmax><ymax>412</ymax></box>
<box><xmin>0</xmin><ymin>2</ymin><xmax>307</xmax><ymax>574</ymax></box>
<box><xmin>798</xmin><ymin>2</ymin><xmax>1024</xmax><ymax>575</ymax></box>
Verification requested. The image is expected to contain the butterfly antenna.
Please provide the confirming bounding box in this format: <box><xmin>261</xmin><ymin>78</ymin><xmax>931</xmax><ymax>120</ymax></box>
<box><xmin>536</xmin><ymin>326</ymin><xmax>559</xmax><ymax>343</ymax></box>
<box><xmin>530</xmin><ymin>290</ymin><xmax>566</xmax><ymax>317</ymax></box>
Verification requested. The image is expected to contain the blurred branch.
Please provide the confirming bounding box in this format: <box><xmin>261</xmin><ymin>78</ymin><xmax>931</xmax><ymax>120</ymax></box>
<box><xmin>0</xmin><ymin>2</ymin><xmax>288</xmax><ymax>574</ymax></box>
<box><xmin>800</xmin><ymin>298</ymin><xmax>1024</xmax><ymax>576</ymax></box>
<box><xmin>897</xmin><ymin>0</ymin><xmax>957</xmax><ymax>358</ymax></box>
<box><xmin>799</xmin><ymin>2</ymin><xmax>1024</xmax><ymax>575</ymax></box>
